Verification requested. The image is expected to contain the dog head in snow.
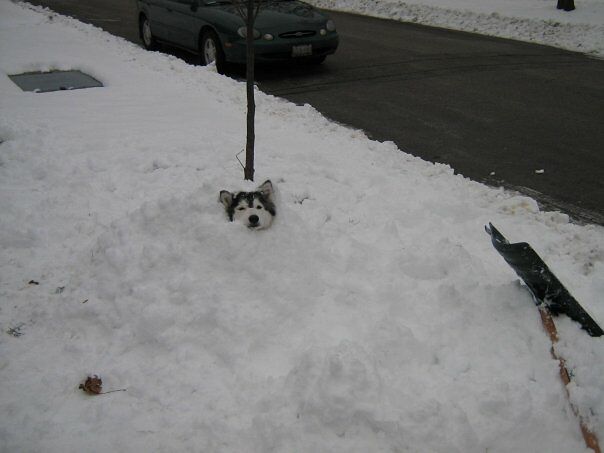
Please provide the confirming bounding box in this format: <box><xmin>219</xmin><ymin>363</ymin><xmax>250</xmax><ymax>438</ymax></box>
<box><xmin>219</xmin><ymin>180</ymin><xmax>276</xmax><ymax>230</ymax></box>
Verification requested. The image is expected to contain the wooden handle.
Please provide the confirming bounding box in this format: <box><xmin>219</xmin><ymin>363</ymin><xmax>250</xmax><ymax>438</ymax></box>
<box><xmin>538</xmin><ymin>307</ymin><xmax>601</xmax><ymax>453</ymax></box>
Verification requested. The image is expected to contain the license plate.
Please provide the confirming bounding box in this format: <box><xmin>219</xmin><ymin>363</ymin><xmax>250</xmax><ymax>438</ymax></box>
<box><xmin>292</xmin><ymin>44</ymin><xmax>312</xmax><ymax>57</ymax></box>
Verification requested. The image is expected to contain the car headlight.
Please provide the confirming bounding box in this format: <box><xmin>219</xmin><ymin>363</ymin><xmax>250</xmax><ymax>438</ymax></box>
<box><xmin>326</xmin><ymin>19</ymin><xmax>336</xmax><ymax>32</ymax></box>
<box><xmin>263</xmin><ymin>33</ymin><xmax>274</xmax><ymax>41</ymax></box>
<box><xmin>237</xmin><ymin>27</ymin><xmax>260</xmax><ymax>39</ymax></box>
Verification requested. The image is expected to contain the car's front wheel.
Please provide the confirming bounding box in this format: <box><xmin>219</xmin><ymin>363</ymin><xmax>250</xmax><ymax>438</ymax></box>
<box><xmin>200</xmin><ymin>30</ymin><xmax>225</xmax><ymax>74</ymax></box>
<box><xmin>140</xmin><ymin>15</ymin><xmax>158</xmax><ymax>51</ymax></box>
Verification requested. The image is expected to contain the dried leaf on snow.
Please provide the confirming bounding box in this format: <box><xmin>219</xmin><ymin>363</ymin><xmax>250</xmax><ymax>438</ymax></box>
<box><xmin>79</xmin><ymin>375</ymin><xmax>103</xmax><ymax>394</ymax></box>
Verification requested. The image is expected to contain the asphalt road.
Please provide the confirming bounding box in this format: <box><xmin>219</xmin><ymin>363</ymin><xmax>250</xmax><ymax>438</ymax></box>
<box><xmin>29</xmin><ymin>0</ymin><xmax>604</xmax><ymax>224</ymax></box>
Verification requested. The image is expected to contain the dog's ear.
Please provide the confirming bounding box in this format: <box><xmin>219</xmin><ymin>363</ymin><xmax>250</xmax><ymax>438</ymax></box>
<box><xmin>257</xmin><ymin>180</ymin><xmax>274</xmax><ymax>201</ymax></box>
<box><xmin>219</xmin><ymin>190</ymin><xmax>233</xmax><ymax>208</ymax></box>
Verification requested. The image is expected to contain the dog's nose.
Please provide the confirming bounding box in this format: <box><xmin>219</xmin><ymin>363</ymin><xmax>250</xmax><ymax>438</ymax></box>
<box><xmin>249</xmin><ymin>215</ymin><xmax>259</xmax><ymax>225</ymax></box>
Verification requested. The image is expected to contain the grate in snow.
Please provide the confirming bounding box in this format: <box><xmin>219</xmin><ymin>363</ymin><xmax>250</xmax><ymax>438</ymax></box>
<box><xmin>8</xmin><ymin>70</ymin><xmax>103</xmax><ymax>93</ymax></box>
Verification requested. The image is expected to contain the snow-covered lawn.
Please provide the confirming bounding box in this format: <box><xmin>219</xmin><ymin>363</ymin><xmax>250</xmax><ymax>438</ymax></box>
<box><xmin>1</xmin><ymin>1</ymin><xmax>603</xmax><ymax>452</ymax></box>
<box><xmin>308</xmin><ymin>0</ymin><xmax>604</xmax><ymax>56</ymax></box>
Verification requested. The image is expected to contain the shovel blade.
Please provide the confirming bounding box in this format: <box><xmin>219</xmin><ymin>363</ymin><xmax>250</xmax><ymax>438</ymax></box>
<box><xmin>486</xmin><ymin>223</ymin><xmax>602</xmax><ymax>337</ymax></box>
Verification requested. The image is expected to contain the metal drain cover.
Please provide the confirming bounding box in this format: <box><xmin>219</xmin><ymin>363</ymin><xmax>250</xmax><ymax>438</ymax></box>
<box><xmin>9</xmin><ymin>70</ymin><xmax>103</xmax><ymax>93</ymax></box>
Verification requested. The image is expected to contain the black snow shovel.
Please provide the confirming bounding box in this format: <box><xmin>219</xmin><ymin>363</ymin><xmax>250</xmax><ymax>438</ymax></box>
<box><xmin>486</xmin><ymin>223</ymin><xmax>602</xmax><ymax>453</ymax></box>
<box><xmin>485</xmin><ymin>223</ymin><xmax>602</xmax><ymax>337</ymax></box>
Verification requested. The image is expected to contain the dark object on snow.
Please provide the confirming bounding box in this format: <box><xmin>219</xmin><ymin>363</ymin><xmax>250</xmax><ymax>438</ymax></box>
<box><xmin>80</xmin><ymin>375</ymin><xmax>104</xmax><ymax>395</ymax></box>
<box><xmin>8</xmin><ymin>70</ymin><xmax>103</xmax><ymax>93</ymax></box>
<box><xmin>6</xmin><ymin>324</ymin><xmax>24</xmax><ymax>337</ymax></box>
<box><xmin>79</xmin><ymin>375</ymin><xmax>126</xmax><ymax>395</ymax></box>
<box><xmin>485</xmin><ymin>223</ymin><xmax>602</xmax><ymax>337</ymax></box>
<box><xmin>557</xmin><ymin>0</ymin><xmax>575</xmax><ymax>11</ymax></box>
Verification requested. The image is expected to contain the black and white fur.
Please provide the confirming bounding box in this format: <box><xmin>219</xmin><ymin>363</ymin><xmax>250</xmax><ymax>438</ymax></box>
<box><xmin>219</xmin><ymin>180</ymin><xmax>276</xmax><ymax>230</ymax></box>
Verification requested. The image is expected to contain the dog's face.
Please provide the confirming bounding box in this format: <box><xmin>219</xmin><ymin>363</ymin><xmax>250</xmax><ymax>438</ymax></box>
<box><xmin>219</xmin><ymin>180</ymin><xmax>276</xmax><ymax>230</ymax></box>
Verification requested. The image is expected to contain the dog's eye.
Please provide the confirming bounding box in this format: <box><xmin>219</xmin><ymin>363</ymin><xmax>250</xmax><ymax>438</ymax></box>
<box><xmin>237</xmin><ymin>207</ymin><xmax>246</xmax><ymax>211</ymax></box>
<box><xmin>256</xmin><ymin>206</ymin><xmax>263</xmax><ymax>210</ymax></box>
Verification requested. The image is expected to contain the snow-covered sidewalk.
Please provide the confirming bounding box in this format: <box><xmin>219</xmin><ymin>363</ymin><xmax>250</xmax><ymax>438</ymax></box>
<box><xmin>308</xmin><ymin>0</ymin><xmax>604</xmax><ymax>56</ymax></box>
<box><xmin>1</xmin><ymin>1</ymin><xmax>603</xmax><ymax>452</ymax></box>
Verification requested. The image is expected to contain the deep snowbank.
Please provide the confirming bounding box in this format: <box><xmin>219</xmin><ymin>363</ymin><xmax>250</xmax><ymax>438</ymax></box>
<box><xmin>1</xmin><ymin>1</ymin><xmax>603</xmax><ymax>452</ymax></box>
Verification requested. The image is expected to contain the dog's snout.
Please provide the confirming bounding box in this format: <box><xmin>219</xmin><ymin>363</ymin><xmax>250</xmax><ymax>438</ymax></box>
<box><xmin>249</xmin><ymin>215</ymin><xmax>259</xmax><ymax>225</ymax></box>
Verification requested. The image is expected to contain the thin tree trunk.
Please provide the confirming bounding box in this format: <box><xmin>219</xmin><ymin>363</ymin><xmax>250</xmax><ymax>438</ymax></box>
<box><xmin>244</xmin><ymin>0</ymin><xmax>255</xmax><ymax>181</ymax></box>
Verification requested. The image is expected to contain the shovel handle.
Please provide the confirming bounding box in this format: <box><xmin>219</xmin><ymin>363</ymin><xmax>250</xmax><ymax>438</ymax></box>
<box><xmin>538</xmin><ymin>307</ymin><xmax>601</xmax><ymax>453</ymax></box>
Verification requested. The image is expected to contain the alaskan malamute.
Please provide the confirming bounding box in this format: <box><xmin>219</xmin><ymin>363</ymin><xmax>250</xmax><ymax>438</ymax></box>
<box><xmin>219</xmin><ymin>180</ymin><xmax>276</xmax><ymax>230</ymax></box>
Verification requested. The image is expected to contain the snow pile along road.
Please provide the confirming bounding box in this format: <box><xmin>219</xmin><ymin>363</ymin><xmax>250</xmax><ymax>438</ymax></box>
<box><xmin>307</xmin><ymin>0</ymin><xmax>604</xmax><ymax>56</ymax></box>
<box><xmin>1</xmin><ymin>1</ymin><xmax>603</xmax><ymax>452</ymax></box>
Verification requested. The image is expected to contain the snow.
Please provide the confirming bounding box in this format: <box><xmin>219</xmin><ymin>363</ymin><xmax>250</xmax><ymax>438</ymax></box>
<box><xmin>307</xmin><ymin>0</ymin><xmax>604</xmax><ymax>56</ymax></box>
<box><xmin>1</xmin><ymin>1</ymin><xmax>603</xmax><ymax>452</ymax></box>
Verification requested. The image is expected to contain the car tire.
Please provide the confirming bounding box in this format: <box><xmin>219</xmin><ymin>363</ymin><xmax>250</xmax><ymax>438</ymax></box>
<box><xmin>140</xmin><ymin>15</ymin><xmax>158</xmax><ymax>51</ymax></box>
<box><xmin>200</xmin><ymin>30</ymin><xmax>226</xmax><ymax>74</ymax></box>
<box><xmin>309</xmin><ymin>55</ymin><xmax>327</xmax><ymax>65</ymax></box>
